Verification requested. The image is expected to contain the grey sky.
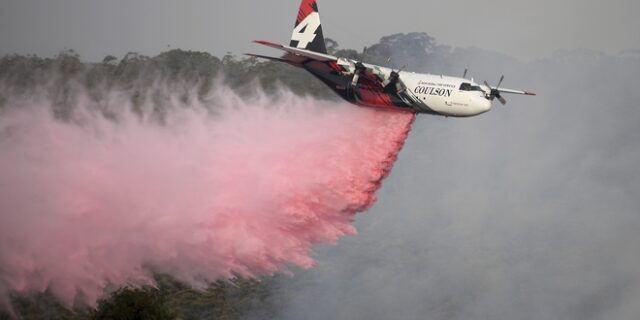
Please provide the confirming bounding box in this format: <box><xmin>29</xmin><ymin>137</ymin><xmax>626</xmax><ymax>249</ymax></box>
<box><xmin>1</xmin><ymin>0</ymin><xmax>639</xmax><ymax>61</ymax></box>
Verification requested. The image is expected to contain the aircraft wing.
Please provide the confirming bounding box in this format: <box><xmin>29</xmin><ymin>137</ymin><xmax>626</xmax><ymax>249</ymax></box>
<box><xmin>497</xmin><ymin>88</ymin><xmax>536</xmax><ymax>96</ymax></box>
<box><xmin>492</xmin><ymin>87</ymin><xmax>536</xmax><ymax>96</ymax></box>
<box><xmin>252</xmin><ymin>40</ymin><xmax>338</xmax><ymax>62</ymax></box>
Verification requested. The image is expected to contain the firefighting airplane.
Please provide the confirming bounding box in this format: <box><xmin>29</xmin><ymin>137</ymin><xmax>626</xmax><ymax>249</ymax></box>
<box><xmin>248</xmin><ymin>0</ymin><xmax>535</xmax><ymax>117</ymax></box>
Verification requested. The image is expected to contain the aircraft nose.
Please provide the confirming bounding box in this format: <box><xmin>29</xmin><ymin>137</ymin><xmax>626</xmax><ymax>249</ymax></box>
<box><xmin>481</xmin><ymin>98</ymin><xmax>492</xmax><ymax>112</ymax></box>
<box><xmin>475</xmin><ymin>97</ymin><xmax>492</xmax><ymax>114</ymax></box>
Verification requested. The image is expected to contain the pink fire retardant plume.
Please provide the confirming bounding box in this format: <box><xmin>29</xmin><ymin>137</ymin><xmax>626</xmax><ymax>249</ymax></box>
<box><xmin>0</xmin><ymin>87</ymin><xmax>415</xmax><ymax>307</ymax></box>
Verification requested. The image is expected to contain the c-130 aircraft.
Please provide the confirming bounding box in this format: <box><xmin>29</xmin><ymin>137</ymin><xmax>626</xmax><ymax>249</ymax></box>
<box><xmin>248</xmin><ymin>0</ymin><xmax>535</xmax><ymax>117</ymax></box>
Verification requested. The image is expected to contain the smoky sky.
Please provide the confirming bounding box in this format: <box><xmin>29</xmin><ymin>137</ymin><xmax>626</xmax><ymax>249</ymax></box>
<box><xmin>1</xmin><ymin>0</ymin><xmax>639</xmax><ymax>61</ymax></box>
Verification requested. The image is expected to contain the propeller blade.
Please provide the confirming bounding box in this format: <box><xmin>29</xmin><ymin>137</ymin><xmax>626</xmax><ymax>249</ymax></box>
<box><xmin>497</xmin><ymin>94</ymin><xmax>507</xmax><ymax>105</ymax></box>
<box><xmin>463</xmin><ymin>68</ymin><xmax>468</xmax><ymax>78</ymax></box>
<box><xmin>483</xmin><ymin>80</ymin><xmax>493</xmax><ymax>94</ymax></box>
<box><xmin>496</xmin><ymin>75</ymin><xmax>504</xmax><ymax>89</ymax></box>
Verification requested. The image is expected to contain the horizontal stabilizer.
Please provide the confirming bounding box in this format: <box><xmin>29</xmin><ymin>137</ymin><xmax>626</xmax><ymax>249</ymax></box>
<box><xmin>253</xmin><ymin>40</ymin><xmax>337</xmax><ymax>62</ymax></box>
<box><xmin>253</xmin><ymin>40</ymin><xmax>285</xmax><ymax>50</ymax></box>
<box><xmin>244</xmin><ymin>53</ymin><xmax>290</xmax><ymax>63</ymax></box>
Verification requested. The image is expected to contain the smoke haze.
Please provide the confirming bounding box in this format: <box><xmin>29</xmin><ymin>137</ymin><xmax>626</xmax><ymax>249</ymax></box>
<box><xmin>266</xmin><ymin>47</ymin><xmax>640</xmax><ymax>320</ymax></box>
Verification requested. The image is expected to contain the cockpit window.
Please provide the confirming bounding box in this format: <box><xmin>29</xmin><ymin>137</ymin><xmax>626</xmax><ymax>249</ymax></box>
<box><xmin>459</xmin><ymin>83</ymin><xmax>484</xmax><ymax>92</ymax></box>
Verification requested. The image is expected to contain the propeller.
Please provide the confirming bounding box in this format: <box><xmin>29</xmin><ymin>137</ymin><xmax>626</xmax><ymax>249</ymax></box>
<box><xmin>361</xmin><ymin>46</ymin><xmax>368</xmax><ymax>62</ymax></box>
<box><xmin>463</xmin><ymin>68</ymin><xmax>468</xmax><ymax>78</ymax></box>
<box><xmin>484</xmin><ymin>75</ymin><xmax>507</xmax><ymax>105</ymax></box>
<box><xmin>390</xmin><ymin>65</ymin><xmax>406</xmax><ymax>78</ymax></box>
<box><xmin>385</xmin><ymin>64</ymin><xmax>406</xmax><ymax>92</ymax></box>
<box><xmin>352</xmin><ymin>47</ymin><xmax>370</xmax><ymax>87</ymax></box>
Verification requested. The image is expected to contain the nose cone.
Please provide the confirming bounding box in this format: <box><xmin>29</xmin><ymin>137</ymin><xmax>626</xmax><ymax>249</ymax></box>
<box><xmin>472</xmin><ymin>97</ymin><xmax>492</xmax><ymax>115</ymax></box>
<box><xmin>480</xmin><ymin>98</ymin><xmax>492</xmax><ymax>113</ymax></box>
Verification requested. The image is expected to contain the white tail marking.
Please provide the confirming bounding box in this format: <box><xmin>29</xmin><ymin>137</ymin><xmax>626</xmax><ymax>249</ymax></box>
<box><xmin>291</xmin><ymin>12</ymin><xmax>321</xmax><ymax>49</ymax></box>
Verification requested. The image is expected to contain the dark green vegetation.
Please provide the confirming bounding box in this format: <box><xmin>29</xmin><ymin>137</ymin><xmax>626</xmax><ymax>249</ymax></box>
<box><xmin>1</xmin><ymin>275</ymin><xmax>280</xmax><ymax>320</ymax></box>
<box><xmin>0</xmin><ymin>43</ymin><xmax>337</xmax><ymax>111</ymax></box>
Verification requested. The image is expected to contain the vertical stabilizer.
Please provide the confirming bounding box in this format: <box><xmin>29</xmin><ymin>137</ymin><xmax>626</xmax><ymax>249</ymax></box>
<box><xmin>289</xmin><ymin>0</ymin><xmax>327</xmax><ymax>54</ymax></box>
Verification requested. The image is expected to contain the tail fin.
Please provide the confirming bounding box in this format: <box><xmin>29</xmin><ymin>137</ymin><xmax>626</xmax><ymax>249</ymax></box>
<box><xmin>289</xmin><ymin>0</ymin><xmax>327</xmax><ymax>54</ymax></box>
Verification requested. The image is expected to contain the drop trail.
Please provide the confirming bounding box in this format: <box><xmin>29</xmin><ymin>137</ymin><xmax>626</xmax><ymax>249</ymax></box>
<box><xmin>0</xmin><ymin>85</ymin><xmax>415</xmax><ymax>307</ymax></box>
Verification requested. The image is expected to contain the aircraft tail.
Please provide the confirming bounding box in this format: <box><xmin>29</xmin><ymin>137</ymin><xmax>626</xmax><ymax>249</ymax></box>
<box><xmin>289</xmin><ymin>0</ymin><xmax>327</xmax><ymax>54</ymax></box>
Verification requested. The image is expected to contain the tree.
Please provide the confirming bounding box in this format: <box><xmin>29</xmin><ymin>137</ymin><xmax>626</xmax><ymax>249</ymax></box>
<box><xmin>102</xmin><ymin>55</ymin><xmax>118</xmax><ymax>66</ymax></box>
<box><xmin>366</xmin><ymin>32</ymin><xmax>436</xmax><ymax>70</ymax></box>
<box><xmin>90</xmin><ymin>287</ymin><xmax>174</xmax><ymax>320</ymax></box>
<box><xmin>324</xmin><ymin>38</ymin><xmax>339</xmax><ymax>55</ymax></box>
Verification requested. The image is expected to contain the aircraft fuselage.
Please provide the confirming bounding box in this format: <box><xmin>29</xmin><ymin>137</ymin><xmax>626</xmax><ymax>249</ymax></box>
<box><xmin>303</xmin><ymin>58</ymin><xmax>492</xmax><ymax>117</ymax></box>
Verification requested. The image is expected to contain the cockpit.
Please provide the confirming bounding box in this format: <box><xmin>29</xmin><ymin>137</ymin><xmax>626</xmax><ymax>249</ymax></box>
<box><xmin>459</xmin><ymin>82</ymin><xmax>485</xmax><ymax>92</ymax></box>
